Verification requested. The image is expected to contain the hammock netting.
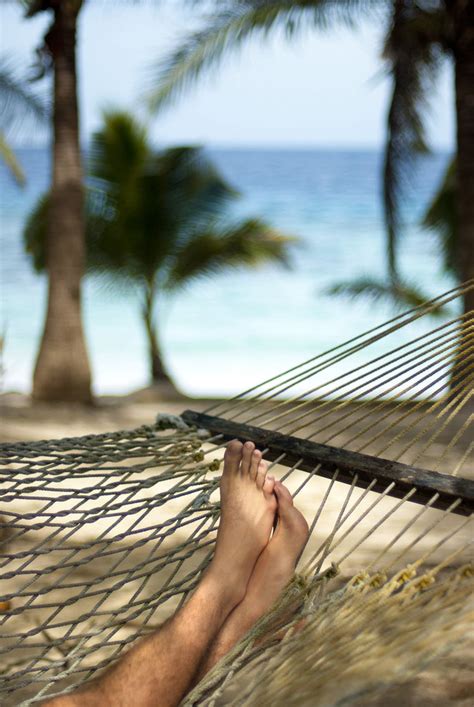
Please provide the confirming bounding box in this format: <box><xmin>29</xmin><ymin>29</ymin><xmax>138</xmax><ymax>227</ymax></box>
<box><xmin>1</xmin><ymin>282</ymin><xmax>473</xmax><ymax>706</ymax></box>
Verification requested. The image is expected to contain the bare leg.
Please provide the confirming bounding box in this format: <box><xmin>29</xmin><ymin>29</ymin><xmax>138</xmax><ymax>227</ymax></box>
<box><xmin>43</xmin><ymin>441</ymin><xmax>277</xmax><ymax>707</ymax></box>
<box><xmin>197</xmin><ymin>480</ymin><xmax>309</xmax><ymax>676</ymax></box>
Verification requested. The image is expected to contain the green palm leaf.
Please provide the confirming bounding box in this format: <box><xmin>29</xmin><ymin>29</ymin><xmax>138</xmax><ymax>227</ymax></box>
<box><xmin>148</xmin><ymin>0</ymin><xmax>371</xmax><ymax>112</ymax></box>
<box><xmin>0</xmin><ymin>129</ymin><xmax>25</xmax><ymax>185</ymax></box>
<box><xmin>166</xmin><ymin>218</ymin><xmax>295</xmax><ymax>289</ymax></box>
<box><xmin>0</xmin><ymin>57</ymin><xmax>48</xmax><ymax>127</ymax></box>
<box><xmin>327</xmin><ymin>275</ymin><xmax>445</xmax><ymax>315</ymax></box>
<box><xmin>0</xmin><ymin>57</ymin><xmax>48</xmax><ymax>184</ymax></box>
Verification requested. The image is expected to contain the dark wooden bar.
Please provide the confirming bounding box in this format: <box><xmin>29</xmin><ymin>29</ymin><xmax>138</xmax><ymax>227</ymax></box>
<box><xmin>182</xmin><ymin>410</ymin><xmax>474</xmax><ymax>517</ymax></box>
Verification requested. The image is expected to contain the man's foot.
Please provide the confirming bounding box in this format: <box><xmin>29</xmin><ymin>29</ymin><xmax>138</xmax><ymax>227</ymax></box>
<box><xmin>231</xmin><ymin>481</ymin><xmax>309</xmax><ymax>625</ymax></box>
<box><xmin>198</xmin><ymin>481</ymin><xmax>309</xmax><ymax>675</ymax></box>
<box><xmin>204</xmin><ymin>440</ymin><xmax>277</xmax><ymax>608</ymax></box>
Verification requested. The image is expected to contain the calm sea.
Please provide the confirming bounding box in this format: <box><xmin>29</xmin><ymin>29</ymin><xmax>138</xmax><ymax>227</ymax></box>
<box><xmin>0</xmin><ymin>147</ymin><xmax>454</xmax><ymax>397</ymax></box>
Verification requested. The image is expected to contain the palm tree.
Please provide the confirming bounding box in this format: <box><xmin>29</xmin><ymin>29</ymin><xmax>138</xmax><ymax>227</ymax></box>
<box><xmin>0</xmin><ymin>57</ymin><xmax>47</xmax><ymax>185</ymax></box>
<box><xmin>148</xmin><ymin>0</ymin><xmax>474</xmax><ymax>318</ymax></box>
<box><xmin>24</xmin><ymin>110</ymin><xmax>295</xmax><ymax>391</ymax></box>
<box><xmin>15</xmin><ymin>0</ymin><xmax>92</xmax><ymax>402</ymax></box>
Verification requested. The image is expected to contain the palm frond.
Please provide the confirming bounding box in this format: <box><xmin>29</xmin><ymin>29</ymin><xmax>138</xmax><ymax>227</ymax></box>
<box><xmin>151</xmin><ymin>146</ymin><xmax>238</xmax><ymax>234</ymax></box>
<box><xmin>23</xmin><ymin>185</ymin><xmax>144</xmax><ymax>283</ymax></box>
<box><xmin>0</xmin><ymin>57</ymin><xmax>48</xmax><ymax>182</ymax></box>
<box><xmin>88</xmin><ymin>118</ymin><xmax>241</xmax><ymax>277</ymax></box>
<box><xmin>0</xmin><ymin>56</ymin><xmax>48</xmax><ymax>131</ymax></box>
<box><xmin>88</xmin><ymin>110</ymin><xmax>148</xmax><ymax>188</ymax></box>
<box><xmin>148</xmin><ymin>0</ymin><xmax>372</xmax><ymax>113</ymax></box>
<box><xmin>166</xmin><ymin>218</ymin><xmax>296</xmax><ymax>289</ymax></box>
<box><xmin>327</xmin><ymin>275</ymin><xmax>446</xmax><ymax>316</ymax></box>
<box><xmin>0</xmin><ymin>129</ymin><xmax>25</xmax><ymax>185</ymax></box>
<box><xmin>382</xmin><ymin>1</ymin><xmax>446</xmax><ymax>282</ymax></box>
<box><xmin>422</xmin><ymin>157</ymin><xmax>457</xmax><ymax>276</ymax></box>
<box><xmin>23</xmin><ymin>190</ymin><xmax>48</xmax><ymax>272</ymax></box>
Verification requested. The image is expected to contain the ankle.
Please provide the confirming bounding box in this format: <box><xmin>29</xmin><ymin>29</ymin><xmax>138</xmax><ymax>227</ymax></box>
<box><xmin>199</xmin><ymin>566</ymin><xmax>247</xmax><ymax>613</ymax></box>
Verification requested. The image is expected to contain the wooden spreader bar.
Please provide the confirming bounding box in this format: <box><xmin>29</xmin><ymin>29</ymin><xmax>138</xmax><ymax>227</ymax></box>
<box><xmin>182</xmin><ymin>410</ymin><xmax>474</xmax><ymax>517</ymax></box>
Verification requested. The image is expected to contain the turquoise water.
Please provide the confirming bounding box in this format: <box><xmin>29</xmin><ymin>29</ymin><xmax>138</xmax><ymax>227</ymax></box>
<box><xmin>0</xmin><ymin>147</ymin><xmax>454</xmax><ymax>397</ymax></box>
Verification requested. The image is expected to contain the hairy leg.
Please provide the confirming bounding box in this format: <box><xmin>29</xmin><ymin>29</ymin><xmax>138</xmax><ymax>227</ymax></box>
<box><xmin>43</xmin><ymin>441</ymin><xmax>277</xmax><ymax>707</ymax></box>
<box><xmin>196</xmin><ymin>480</ymin><xmax>309</xmax><ymax>678</ymax></box>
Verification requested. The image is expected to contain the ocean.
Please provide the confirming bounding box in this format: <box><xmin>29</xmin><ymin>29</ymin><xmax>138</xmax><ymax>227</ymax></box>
<box><xmin>0</xmin><ymin>147</ymin><xmax>454</xmax><ymax>398</ymax></box>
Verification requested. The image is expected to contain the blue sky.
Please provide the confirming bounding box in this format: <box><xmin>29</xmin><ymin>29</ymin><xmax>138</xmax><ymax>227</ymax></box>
<box><xmin>1</xmin><ymin>2</ymin><xmax>455</xmax><ymax>149</ymax></box>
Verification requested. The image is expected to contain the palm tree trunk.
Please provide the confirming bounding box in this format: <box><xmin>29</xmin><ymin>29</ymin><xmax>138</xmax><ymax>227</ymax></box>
<box><xmin>452</xmin><ymin>1</ymin><xmax>474</xmax><ymax>314</ymax></box>
<box><xmin>142</xmin><ymin>283</ymin><xmax>174</xmax><ymax>387</ymax></box>
<box><xmin>450</xmin><ymin>0</ymin><xmax>474</xmax><ymax>396</ymax></box>
<box><xmin>33</xmin><ymin>0</ymin><xmax>92</xmax><ymax>403</ymax></box>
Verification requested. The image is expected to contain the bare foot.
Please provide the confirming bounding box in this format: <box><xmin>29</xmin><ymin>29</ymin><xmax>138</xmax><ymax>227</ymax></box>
<box><xmin>239</xmin><ymin>481</ymin><xmax>309</xmax><ymax>623</ymax></box>
<box><xmin>199</xmin><ymin>480</ymin><xmax>309</xmax><ymax>674</ymax></box>
<box><xmin>204</xmin><ymin>440</ymin><xmax>277</xmax><ymax>608</ymax></box>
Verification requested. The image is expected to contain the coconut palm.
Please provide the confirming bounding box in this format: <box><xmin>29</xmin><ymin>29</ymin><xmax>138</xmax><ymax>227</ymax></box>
<box><xmin>24</xmin><ymin>110</ymin><xmax>295</xmax><ymax>390</ymax></box>
<box><xmin>148</xmin><ymin>0</ymin><xmax>474</xmax><ymax>317</ymax></box>
<box><xmin>11</xmin><ymin>0</ymin><xmax>92</xmax><ymax>402</ymax></box>
<box><xmin>0</xmin><ymin>57</ymin><xmax>47</xmax><ymax>184</ymax></box>
<box><xmin>18</xmin><ymin>0</ymin><xmax>163</xmax><ymax>401</ymax></box>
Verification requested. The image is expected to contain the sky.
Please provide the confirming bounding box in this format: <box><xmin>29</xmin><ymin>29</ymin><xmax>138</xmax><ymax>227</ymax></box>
<box><xmin>1</xmin><ymin>2</ymin><xmax>455</xmax><ymax>150</ymax></box>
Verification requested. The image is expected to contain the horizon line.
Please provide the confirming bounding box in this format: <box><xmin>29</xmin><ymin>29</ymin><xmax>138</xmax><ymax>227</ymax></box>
<box><xmin>12</xmin><ymin>142</ymin><xmax>454</xmax><ymax>153</ymax></box>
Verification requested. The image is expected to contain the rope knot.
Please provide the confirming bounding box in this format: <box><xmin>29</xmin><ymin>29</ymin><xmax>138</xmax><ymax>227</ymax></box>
<box><xmin>154</xmin><ymin>414</ymin><xmax>190</xmax><ymax>431</ymax></box>
<box><xmin>394</xmin><ymin>566</ymin><xmax>417</xmax><ymax>586</ymax></box>
<box><xmin>412</xmin><ymin>574</ymin><xmax>435</xmax><ymax>591</ymax></box>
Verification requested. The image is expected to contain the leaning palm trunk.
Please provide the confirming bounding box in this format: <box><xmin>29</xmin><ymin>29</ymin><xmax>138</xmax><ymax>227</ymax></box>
<box><xmin>451</xmin><ymin>0</ymin><xmax>474</xmax><ymax>395</ymax></box>
<box><xmin>33</xmin><ymin>0</ymin><xmax>92</xmax><ymax>403</ymax></box>
<box><xmin>142</xmin><ymin>283</ymin><xmax>175</xmax><ymax>389</ymax></box>
<box><xmin>454</xmin><ymin>3</ymin><xmax>474</xmax><ymax>317</ymax></box>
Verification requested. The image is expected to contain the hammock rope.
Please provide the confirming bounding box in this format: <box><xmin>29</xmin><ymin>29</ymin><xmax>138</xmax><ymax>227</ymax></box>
<box><xmin>1</xmin><ymin>282</ymin><xmax>473</xmax><ymax>706</ymax></box>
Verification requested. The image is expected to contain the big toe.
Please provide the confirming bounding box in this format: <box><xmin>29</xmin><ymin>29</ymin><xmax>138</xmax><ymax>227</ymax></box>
<box><xmin>274</xmin><ymin>481</ymin><xmax>293</xmax><ymax>510</ymax></box>
<box><xmin>275</xmin><ymin>483</ymin><xmax>309</xmax><ymax>539</ymax></box>
<box><xmin>223</xmin><ymin>440</ymin><xmax>243</xmax><ymax>475</ymax></box>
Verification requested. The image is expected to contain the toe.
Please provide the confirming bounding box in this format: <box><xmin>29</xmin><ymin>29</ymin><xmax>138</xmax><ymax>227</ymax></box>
<box><xmin>275</xmin><ymin>481</ymin><xmax>293</xmax><ymax>506</ymax></box>
<box><xmin>223</xmin><ymin>440</ymin><xmax>243</xmax><ymax>475</ymax></box>
<box><xmin>275</xmin><ymin>483</ymin><xmax>309</xmax><ymax>539</ymax></box>
<box><xmin>262</xmin><ymin>472</ymin><xmax>275</xmax><ymax>498</ymax></box>
<box><xmin>255</xmin><ymin>456</ymin><xmax>267</xmax><ymax>490</ymax></box>
<box><xmin>274</xmin><ymin>482</ymin><xmax>296</xmax><ymax>521</ymax></box>
<box><xmin>241</xmin><ymin>441</ymin><xmax>254</xmax><ymax>477</ymax></box>
<box><xmin>250</xmin><ymin>449</ymin><xmax>262</xmax><ymax>481</ymax></box>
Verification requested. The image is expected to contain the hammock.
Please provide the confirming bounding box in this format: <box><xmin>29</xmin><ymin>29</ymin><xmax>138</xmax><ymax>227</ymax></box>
<box><xmin>1</xmin><ymin>281</ymin><xmax>473</xmax><ymax>706</ymax></box>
